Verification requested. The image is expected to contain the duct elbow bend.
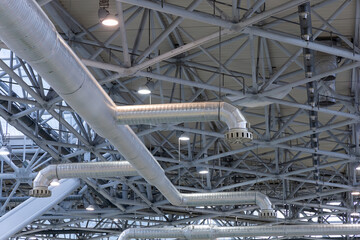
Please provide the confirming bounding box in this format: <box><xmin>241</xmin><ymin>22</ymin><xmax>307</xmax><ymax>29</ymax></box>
<box><xmin>118</xmin><ymin>229</ymin><xmax>132</xmax><ymax>240</ymax></box>
<box><xmin>256</xmin><ymin>192</ymin><xmax>276</xmax><ymax>218</ymax></box>
<box><xmin>29</xmin><ymin>165</ymin><xmax>57</xmax><ymax>198</ymax></box>
<box><xmin>221</xmin><ymin>102</ymin><xmax>253</xmax><ymax>144</ymax></box>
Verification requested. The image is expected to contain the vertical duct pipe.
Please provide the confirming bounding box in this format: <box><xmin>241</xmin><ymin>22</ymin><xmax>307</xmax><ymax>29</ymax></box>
<box><xmin>298</xmin><ymin>3</ymin><xmax>321</xmax><ymax>194</ymax></box>
<box><xmin>0</xmin><ymin>0</ymin><xmax>274</xmax><ymax>217</ymax></box>
<box><xmin>314</xmin><ymin>40</ymin><xmax>339</xmax><ymax>106</ymax></box>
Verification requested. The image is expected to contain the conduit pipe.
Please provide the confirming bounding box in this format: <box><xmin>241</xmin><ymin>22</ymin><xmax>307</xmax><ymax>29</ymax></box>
<box><xmin>29</xmin><ymin>162</ymin><xmax>138</xmax><ymax>197</ymax></box>
<box><xmin>116</xmin><ymin>102</ymin><xmax>253</xmax><ymax>144</ymax></box>
<box><xmin>0</xmin><ymin>0</ymin><xmax>272</xmax><ymax>218</ymax></box>
<box><xmin>118</xmin><ymin>224</ymin><xmax>360</xmax><ymax>240</ymax></box>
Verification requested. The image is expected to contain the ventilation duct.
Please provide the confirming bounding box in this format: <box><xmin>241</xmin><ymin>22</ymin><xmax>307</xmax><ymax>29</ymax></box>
<box><xmin>116</xmin><ymin>102</ymin><xmax>252</xmax><ymax>143</ymax></box>
<box><xmin>314</xmin><ymin>40</ymin><xmax>339</xmax><ymax>106</ymax></box>
<box><xmin>318</xmin><ymin>79</ymin><xmax>336</xmax><ymax>106</ymax></box>
<box><xmin>0</xmin><ymin>0</ymin><xmax>273</xmax><ymax>218</ymax></box>
<box><xmin>315</xmin><ymin>51</ymin><xmax>338</xmax><ymax>81</ymax></box>
<box><xmin>29</xmin><ymin>162</ymin><xmax>274</xmax><ymax>217</ymax></box>
<box><xmin>29</xmin><ymin>161</ymin><xmax>137</xmax><ymax>197</ymax></box>
<box><xmin>118</xmin><ymin>224</ymin><xmax>360</xmax><ymax>240</ymax></box>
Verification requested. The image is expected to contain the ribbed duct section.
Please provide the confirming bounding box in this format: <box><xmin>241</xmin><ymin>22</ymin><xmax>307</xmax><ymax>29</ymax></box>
<box><xmin>116</xmin><ymin>102</ymin><xmax>252</xmax><ymax>143</ymax></box>
<box><xmin>315</xmin><ymin>46</ymin><xmax>338</xmax><ymax>106</ymax></box>
<box><xmin>29</xmin><ymin>162</ymin><xmax>137</xmax><ymax>197</ymax></box>
<box><xmin>29</xmin><ymin>163</ymin><xmax>274</xmax><ymax>216</ymax></box>
<box><xmin>0</xmin><ymin>0</ymin><xmax>272</xmax><ymax>218</ymax></box>
<box><xmin>118</xmin><ymin>224</ymin><xmax>360</xmax><ymax>240</ymax></box>
<box><xmin>318</xmin><ymin>79</ymin><xmax>336</xmax><ymax>106</ymax></box>
<box><xmin>315</xmin><ymin>52</ymin><xmax>338</xmax><ymax>81</ymax></box>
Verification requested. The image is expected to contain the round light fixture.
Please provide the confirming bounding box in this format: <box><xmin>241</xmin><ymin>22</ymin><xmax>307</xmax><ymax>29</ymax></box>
<box><xmin>356</xmin><ymin>165</ymin><xmax>360</xmax><ymax>170</ymax></box>
<box><xmin>102</xmin><ymin>15</ymin><xmax>119</xmax><ymax>26</ymax></box>
<box><xmin>197</xmin><ymin>166</ymin><xmax>209</xmax><ymax>175</ymax></box>
<box><xmin>86</xmin><ymin>204</ymin><xmax>95</xmax><ymax>211</ymax></box>
<box><xmin>351</xmin><ymin>191</ymin><xmax>360</xmax><ymax>196</ymax></box>
<box><xmin>98</xmin><ymin>8</ymin><xmax>118</xmax><ymax>27</ymax></box>
<box><xmin>351</xmin><ymin>212</ymin><xmax>360</xmax><ymax>217</ymax></box>
<box><xmin>179</xmin><ymin>133</ymin><xmax>190</xmax><ymax>141</ymax></box>
<box><xmin>137</xmin><ymin>85</ymin><xmax>151</xmax><ymax>95</ymax></box>
<box><xmin>50</xmin><ymin>179</ymin><xmax>60</xmax><ymax>187</ymax></box>
<box><xmin>0</xmin><ymin>146</ymin><xmax>10</xmax><ymax>155</ymax></box>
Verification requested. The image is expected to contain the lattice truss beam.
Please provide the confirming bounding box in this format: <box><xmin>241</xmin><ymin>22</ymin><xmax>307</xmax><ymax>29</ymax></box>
<box><xmin>0</xmin><ymin>0</ymin><xmax>359</xmax><ymax>239</ymax></box>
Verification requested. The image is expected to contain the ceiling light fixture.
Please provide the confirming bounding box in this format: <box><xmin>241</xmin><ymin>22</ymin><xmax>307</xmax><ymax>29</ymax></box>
<box><xmin>101</xmin><ymin>14</ymin><xmax>119</xmax><ymax>26</ymax></box>
<box><xmin>50</xmin><ymin>179</ymin><xmax>60</xmax><ymax>187</ymax></box>
<box><xmin>86</xmin><ymin>204</ymin><xmax>95</xmax><ymax>211</ymax></box>
<box><xmin>351</xmin><ymin>191</ymin><xmax>360</xmax><ymax>196</ymax></box>
<box><xmin>179</xmin><ymin>133</ymin><xmax>190</xmax><ymax>141</ymax></box>
<box><xmin>0</xmin><ymin>145</ymin><xmax>10</xmax><ymax>155</ymax></box>
<box><xmin>351</xmin><ymin>212</ymin><xmax>360</xmax><ymax>217</ymax></box>
<box><xmin>356</xmin><ymin>165</ymin><xmax>360</xmax><ymax>170</ymax></box>
<box><xmin>137</xmin><ymin>85</ymin><xmax>151</xmax><ymax>95</ymax></box>
<box><xmin>98</xmin><ymin>1</ymin><xmax>118</xmax><ymax>27</ymax></box>
<box><xmin>197</xmin><ymin>166</ymin><xmax>209</xmax><ymax>175</ymax></box>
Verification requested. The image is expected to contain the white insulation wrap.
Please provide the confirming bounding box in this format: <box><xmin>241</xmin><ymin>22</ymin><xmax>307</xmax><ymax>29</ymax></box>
<box><xmin>0</xmin><ymin>0</ymin><xmax>269</xmax><ymax>215</ymax></box>
<box><xmin>118</xmin><ymin>224</ymin><xmax>360</xmax><ymax>240</ymax></box>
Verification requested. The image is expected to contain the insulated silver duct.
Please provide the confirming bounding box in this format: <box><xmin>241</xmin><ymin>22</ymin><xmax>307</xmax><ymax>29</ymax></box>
<box><xmin>315</xmin><ymin>49</ymin><xmax>338</xmax><ymax>106</ymax></box>
<box><xmin>118</xmin><ymin>224</ymin><xmax>360</xmax><ymax>240</ymax></box>
<box><xmin>116</xmin><ymin>102</ymin><xmax>252</xmax><ymax>143</ymax></box>
<box><xmin>29</xmin><ymin>162</ymin><xmax>137</xmax><ymax>197</ymax></box>
<box><xmin>29</xmin><ymin>162</ymin><xmax>274</xmax><ymax>216</ymax></box>
<box><xmin>318</xmin><ymin>79</ymin><xmax>336</xmax><ymax>106</ymax></box>
<box><xmin>0</xmin><ymin>0</ymin><xmax>272</xmax><ymax>217</ymax></box>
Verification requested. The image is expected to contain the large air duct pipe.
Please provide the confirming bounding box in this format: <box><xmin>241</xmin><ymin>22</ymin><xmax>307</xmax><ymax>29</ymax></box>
<box><xmin>0</xmin><ymin>0</ymin><xmax>272</xmax><ymax>217</ymax></box>
<box><xmin>118</xmin><ymin>224</ymin><xmax>360</xmax><ymax>240</ymax></box>
<box><xmin>314</xmin><ymin>40</ymin><xmax>339</xmax><ymax>106</ymax></box>
<box><xmin>29</xmin><ymin>162</ymin><xmax>273</xmax><ymax>216</ymax></box>
<box><xmin>29</xmin><ymin>162</ymin><xmax>138</xmax><ymax>197</ymax></box>
<box><xmin>116</xmin><ymin>102</ymin><xmax>252</xmax><ymax>144</ymax></box>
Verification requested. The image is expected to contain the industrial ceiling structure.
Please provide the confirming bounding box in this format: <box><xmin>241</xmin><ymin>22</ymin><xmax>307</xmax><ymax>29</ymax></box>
<box><xmin>0</xmin><ymin>0</ymin><xmax>359</xmax><ymax>239</ymax></box>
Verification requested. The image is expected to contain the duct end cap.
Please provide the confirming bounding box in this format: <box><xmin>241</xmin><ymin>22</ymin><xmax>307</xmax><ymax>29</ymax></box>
<box><xmin>260</xmin><ymin>209</ymin><xmax>276</xmax><ymax>218</ymax></box>
<box><xmin>225</xmin><ymin>128</ymin><xmax>253</xmax><ymax>144</ymax></box>
<box><xmin>29</xmin><ymin>187</ymin><xmax>51</xmax><ymax>198</ymax></box>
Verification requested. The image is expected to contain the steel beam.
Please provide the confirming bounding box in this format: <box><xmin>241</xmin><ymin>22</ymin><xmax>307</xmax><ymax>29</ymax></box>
<box><xmin>0</xmin><ymin>179</ymin><xmax>80</xmax><ymax>238</ymax></box>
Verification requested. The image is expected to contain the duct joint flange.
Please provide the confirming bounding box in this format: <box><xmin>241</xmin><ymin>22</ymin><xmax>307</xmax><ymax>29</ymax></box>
<box><xmin>260</xmin><ymin>209</ymin><xmax>277</xmax><ymax>218</ymax></box>
<box><xmin>225</xmin><ymin>128</ymin><xmax>253</xmax><ymax>144</ymax></box>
